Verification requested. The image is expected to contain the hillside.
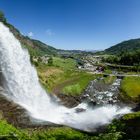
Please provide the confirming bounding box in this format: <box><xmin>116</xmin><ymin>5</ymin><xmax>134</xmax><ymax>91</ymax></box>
<box><xmin>0</xmin><ymin>17</ymin><xmax>58</xmax><ymax>57</ymax></box>
<box><xmin>105</xmin><ymin>38</ymin><xmax>140</xmax><ymax>54</ymax></box>
<box><xmin>1</xmin><ymin>10</ymin><xmax>140</xmax><ymax>140</ymax></box>
<box><xmin>103</xmin><ymin>38</ymin><xmax>140</xmax><ymax>66</ymax></box>
<box><xmin>0</xmin><ymin>11</ymin><xmax>90</xmax><ymax>58</ymax></box>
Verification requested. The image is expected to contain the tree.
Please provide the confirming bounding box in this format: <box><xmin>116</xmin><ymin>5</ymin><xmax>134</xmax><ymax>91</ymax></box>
<box><xmin>0</xmin><ymin>11</ymin><xmax>6</xmax><ymax>23</ymax></box>
<box><xmin>48</xmin><ymin>57</ymin><xmax>53</xmax><ymax>66</ymax></box>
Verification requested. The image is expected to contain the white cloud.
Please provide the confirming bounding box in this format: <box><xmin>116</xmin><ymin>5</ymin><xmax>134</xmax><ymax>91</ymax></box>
<box><xmin>46</xmin><ymin>29</ymin><xmax>54</xmax><ymax>36</ymax></box>
<box><xmin>28</xmin><ymin>32</ymin><xmax>34</xmax><ymax>37</ymax></box>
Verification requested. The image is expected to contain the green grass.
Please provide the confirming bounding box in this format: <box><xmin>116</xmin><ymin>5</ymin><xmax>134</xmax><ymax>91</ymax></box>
<box><xmin>52</xmin><ymin>57</ymin><xmax>77</xmax><ymax>70</ymax></box>
<box><xmin>32</xmin><ymin>127</ymin><xmax>88</xmax><ymax>140</ymax></box>
<box><xmin>62</xmin><ymin>73</ymin><xmax>98</xmax><ymax>96</ymax></box>
<box><xmin>32</xmin><ymin>127</ymin><xmax>124</xmax><ymax>140</ymax></box>
<box><xmin>0</xmin><ymin>120</ymin><xmax>123</xmax><ymax>140</ymax></box>
<box><xmin>36</xmin><ymin>56</ymin><xmax>99</xmax><ymax>96</ymax></box>
<box><xmin>22</xmin><ymin>44</ymin><xmax>42</xmax><ymax>57</ymax></box>
<box><xmin>0</xmin><ymin>120</ymin><xmax>88</xmax><ymax>140</ymax></box>
<box><xmin>123</xmin><ymin>112</ymin><xmax>140</xmax><ymax>120</ymax></box>
<box><xmin>37</xmin><ymin>63</ymin><xmax>79</xmax><ymax>93</ymax></box>
<box><xmin>104</xmin><ymin>69</ymin><xmax>112</xmax><ymax>74</ymax></box>
<box><xmin>0</xmin><ymin>120</ymin><xmax>30</xmax><ymax>139</ymax></box>
<box><xmin>37</xmin><ymin>65</ymin><xmax>64</xmax><ymax>92</ymax></box>
<box><xmin>63</xmin><ymin>84</ymin><xmax>81</xmax><ymax>95</ymax></box>
<box><xmin>121</xmin><ymin>76</ymin><xmax>140</xmax><ymax>101</ymax></box>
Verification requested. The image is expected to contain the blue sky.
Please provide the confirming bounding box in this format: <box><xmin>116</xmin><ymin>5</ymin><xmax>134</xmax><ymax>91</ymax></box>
<box><xmin>0</xmin><ymin>0</ymin><xmax>140</xmax><ymax>50</ymax></box>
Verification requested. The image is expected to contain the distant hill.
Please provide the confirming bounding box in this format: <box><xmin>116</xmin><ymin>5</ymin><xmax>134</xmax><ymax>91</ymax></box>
<box><xmin>105</xmin><ymin>38</ymin><xmax>140</xmax><ymax>54</ymax></box>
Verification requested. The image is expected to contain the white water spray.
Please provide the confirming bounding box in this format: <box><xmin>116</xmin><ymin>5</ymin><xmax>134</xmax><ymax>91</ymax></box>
<box><xmin>0</xmin><ymin>22</ymin><xmax>131</xmax><ymax>131</ymax></box>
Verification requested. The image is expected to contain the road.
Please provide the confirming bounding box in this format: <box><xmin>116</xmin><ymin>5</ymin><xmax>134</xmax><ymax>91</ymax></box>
<box><xmin>102</xmin><ymin>73</ymin><xmax>140</xmax><ymax>77</ymax></box>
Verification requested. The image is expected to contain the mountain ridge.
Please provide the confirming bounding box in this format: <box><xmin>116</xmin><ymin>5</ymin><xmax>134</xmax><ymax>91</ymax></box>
<box><xmin>0</xmin><ymin>11</ymin><xmax>91</xmax><ymax>57</ymax></box>
<box><xmin>105</xmin><ymin>38</ymin><xmax>140</xmax><ymax>54</ymax></box>
<box><xmin>1</xmin><ymin>11</ymin><xmax>140</xmax><ymax>57</ymax></box>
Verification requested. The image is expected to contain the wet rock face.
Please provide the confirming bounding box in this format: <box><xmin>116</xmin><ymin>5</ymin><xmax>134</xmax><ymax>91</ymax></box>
<box><xmin>57</xmin><ymin>94</ymin><xmax>81</xmax><ymax>108</ymax></box>
<box><xmin>81</xmin><ymin>78</ymin><xmax>122</xmax><ymax>107</ymax></box>
<box><xmin>0</xmin><ymin>74</ymin><xmax>31</xmax><ymax>127</ymax></box>
<box><xmin>0</xmin><ymin>91</ymin><xmax>55</xmax><ymax>129</ymax></box>
<box><xmin>0</xmin><ymin>88</ymin><xmax>31</xmax><ymax>128</ymax></box>
<box><xmin>0</xmin><ymin>72</ymin><xmax>6</xmax><ymax>87</ymax></box>
<box><xmin>0</xmin><ymin>86</ymin><xmax>53</xmax><ymax>128</ymax></box>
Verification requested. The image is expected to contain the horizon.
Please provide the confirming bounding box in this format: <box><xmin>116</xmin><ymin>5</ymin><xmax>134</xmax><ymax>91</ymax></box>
<box><xmin>1</xmin><ymin>0</ymin><xmax>140</xmax><ymax>50</ymax></box>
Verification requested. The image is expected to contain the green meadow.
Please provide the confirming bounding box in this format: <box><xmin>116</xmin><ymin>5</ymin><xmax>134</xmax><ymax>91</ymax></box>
<box><xmin>121</xmin><ymin>76</ymin><xmax>140</xmax><ymax>101</ymax></box>
<box><xmin>36</xmin><ymin>57</ymin><xmax>98</xmax><ymax>96</ymax></box>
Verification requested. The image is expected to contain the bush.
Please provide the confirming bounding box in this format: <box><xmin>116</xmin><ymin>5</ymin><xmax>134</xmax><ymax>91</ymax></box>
<box><xmin>0</xmin><ymin>120</ymin><xmax>30</xmax><ymax>140</ymax></box>
<box><xmin>32</xmin><ymin>127</ymin><xmax>88</xmax><ymax>140</ymax></box>
<box><xmin>48</xmin><ymin>57</ymin><xmax>53</xmax><ymax>66</ymax></box>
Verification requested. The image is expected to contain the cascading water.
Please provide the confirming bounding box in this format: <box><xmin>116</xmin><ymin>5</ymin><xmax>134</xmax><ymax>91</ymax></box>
<box><xmin>0</xmin><ymin>22</ymin><xmax>131</xmax><ymax>131</ymax></box>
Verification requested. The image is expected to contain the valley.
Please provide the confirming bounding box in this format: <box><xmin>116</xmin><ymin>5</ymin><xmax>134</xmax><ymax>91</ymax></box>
<box><xmin>0</xmin><ymin>11</ymin><xmax>140</xmax><ymax>140</ymax></box>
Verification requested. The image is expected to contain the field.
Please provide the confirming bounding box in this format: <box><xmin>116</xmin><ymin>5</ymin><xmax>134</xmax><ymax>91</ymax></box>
<box><xmin>36</xmin><ymin>57</ymin><xmax>98</xmax><ymax>96</ymax></box>
<box><xmin>52</xmin><ymin>57</ymin><xmax>77</xmax><ymax>70</ymax></box>
<box><xmin>120</xmin><ymin>76</ymin><xmax>140</xmax><ymax>101</ymax></box>
<box><xmin>62</xmin><ymin>72</ymin><xmax>98</xmax><ymax>96</ymax></box>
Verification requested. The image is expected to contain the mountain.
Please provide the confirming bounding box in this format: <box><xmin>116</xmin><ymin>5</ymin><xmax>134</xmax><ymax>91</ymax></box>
<box><xmin>105</xmin><ymin>38</ymin><xmax>140</xmax><ymax>54</ymax></box>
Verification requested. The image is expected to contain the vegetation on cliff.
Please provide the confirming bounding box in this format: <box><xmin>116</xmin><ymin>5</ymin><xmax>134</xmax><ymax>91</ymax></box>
<box><xmin>0</xmin><ymin>119</ymin><xmax>126</xmax><ymax>140</ymax></box>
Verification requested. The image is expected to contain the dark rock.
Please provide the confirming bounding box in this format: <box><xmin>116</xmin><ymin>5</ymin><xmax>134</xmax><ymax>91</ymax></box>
<box><xmin>132</xmin><ymin>103</ymin><xmax>140</xmax><ymax>112</ymax></box>
<box><xmin>57</xmin><ymin>93</ymin><xmax>81</xmax><ymax>108</ymax></box>
<box><xmin>88</xmin><ymin>101</ymin><xmax>97</xmax><ymax>107</ymax></box>
<box><xmin>75</xmin><ymin>108</ymin><xmax>86</xmax><ymax>113</ymax></box>
<box><xmin>122</xmin><ymin>117</ymin><xmax>140</xmax><ymax>138</ymax></box>
<box><xmin>0</xmin><ymin>92</ymin><xmax>56</xmax><ymax>129</ymax></box>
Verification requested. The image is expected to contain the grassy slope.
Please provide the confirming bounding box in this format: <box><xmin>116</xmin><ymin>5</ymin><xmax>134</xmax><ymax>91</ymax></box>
<box><xmin>123</xmin><ymin>111</ymin><xmax>140</xmax><ymax>120</ymax></box>
<box><xmin>0</xmin><ymin>119</ymin><xmax>87</xmax><ymax>140</ymax></box>
<box><xmin>0</xmin><ymin>119</ymin><xmax>124</xmax><ymax>140</ymax></box>
<box><xmin>0</xmin><ymin>120</ymin><xmax>30</xmax><ymax>139</ymax></box>
<box><xmin>62</xmin><ymin>73</ymin><xmax>97</xmax><ymax>96</ymax></box>
<box><xmin>37</xmin><ymin>57</ymin><xmax>98</xmax><ymax>96</ymax></box>
<box><xmin>37</xmin><ymin>57</ymin><xmax>117</xmax><ymax>96</ymax></box>
<box><xmin>53</xmin><ymin>57</ymin><xmax>77</xmax><ymax>70</ymax></box>
<box><xmin>37</xmin><ymin>65</ymin><xmax>64</xmax><ymax>92</ymax></box>
<box><xmin>121</xmin><ymin>77</ymin><xmax>140</xmax><ymax>101</ymax></box>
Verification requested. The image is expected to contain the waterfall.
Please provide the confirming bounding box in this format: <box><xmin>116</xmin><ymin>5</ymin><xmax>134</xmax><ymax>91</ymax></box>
<box><xmin>0</xmin><ymin>22</ymin><xmax>131</xmax><ymax>131</ymax></box>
